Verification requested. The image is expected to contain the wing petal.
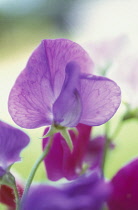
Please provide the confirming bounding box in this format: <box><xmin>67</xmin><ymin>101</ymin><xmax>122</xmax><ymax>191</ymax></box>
<box><xmin>80</xmin><ymin>75</ymin><xmax>121</xmax><ymax>126</ymax></box>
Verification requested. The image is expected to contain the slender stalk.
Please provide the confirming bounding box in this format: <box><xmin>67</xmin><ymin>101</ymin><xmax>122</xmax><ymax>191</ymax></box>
<box><xmin>111</xmin><ymin>120</ymin><xmax>123</xmax><ymax>140</ymax></box>
<box><xmin>101</xmin><ymin>122</ymin><xmax>110</xmax><ymax>177</ymax></box>
<box><xmin>13</xmin><ymin>184</ymin><xmax>20</xmax><ymax>210</ymax></box>
<box><xmin>101</xmin><ymin>119</ymin><xmax>124</xmax><ymax>176</ymax></box>
<box><xmin>19</xmin><ymin>136</ymin><xmax>53</xmax><ymax>209</ymax></box>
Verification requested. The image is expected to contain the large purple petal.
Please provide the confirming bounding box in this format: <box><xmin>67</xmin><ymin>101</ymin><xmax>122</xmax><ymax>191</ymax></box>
<box><xmin>23</xmin><ymin>172</ymin><xmax>111</xmax><ymax>210</ymax></box>
<box><xmin>108</xmin><ymin>158</ymin><xmax>138</xmax><ymax>210</ymax></box>
<box><xmin>0</xmin><ymin>121</ymin><xmax>30</xmax><ymax>175</ymax></box>
<box><xmin>53</xmin><ymin>62</ymin><xmax>82</xmax><ymax>127</ymax></box>
<box><xmin>43</xmin><ymin>124</ymin><xmax>92</xmax><ymax>181</ymax></box>
<box><xmin>8</xmin><ymin>39</ymin><xmax>93</xmax><ymax>128</ymax></box>
<box><xmin>80</xmin><ymin>75</ymin><xmax>121</xmax><ymax>126</ymax></box>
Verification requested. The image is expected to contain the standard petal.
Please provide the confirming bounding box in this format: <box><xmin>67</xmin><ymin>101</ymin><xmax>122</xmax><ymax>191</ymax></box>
<box><xmin>0</xmin><ymin>121</ymin><xmax>30</xmax><ymax>172</ymax></box>
<box><xmin>53</xmin><ymin>62</ymin><xmax>82</xmax><ymax>127</ymax></box>
<box><xmin>43</xmin><ymin>39</ymin><xmax>94</xmax><ymax>98</ymax></box>
<box><xmin>80</xmin><ymin>75</ymin><xmax>121</xmax><ymax>126</ymax></box>
<box><xmin>8</xmin><ymin>39</ymin><xmax>93</xmax><ymax>129</ymax></box>
<box><xmin>8</xmin><ymin>42</ymin><xmax>54</xmax><ymax>129</ymax></box>
<box><xmin>108</xmin><ymin>158</ymin><xmax>138</xmax><ymax>210</ymax></box>
<box><xmin>43</xmin><ymin>124</ymin><xmax>92</xmax><ymax>181</ymax></box>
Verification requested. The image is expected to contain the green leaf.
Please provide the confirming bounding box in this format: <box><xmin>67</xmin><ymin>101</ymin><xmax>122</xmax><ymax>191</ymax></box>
<box><xmin>60</xmin><ymin>129</ymin><xmax>73</xmax><ymax>152</ymax></box>
<box><xmin>41</xmin><ymin>125</ymin><xmax>74</xmax><ymax>152</ymax></box>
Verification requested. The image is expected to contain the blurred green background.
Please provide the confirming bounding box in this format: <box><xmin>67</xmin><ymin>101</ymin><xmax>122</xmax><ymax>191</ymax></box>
<box><xmin>0</xmin><ymin>0</ymin><xmax>138</xmax><ymax>209</ymax></box>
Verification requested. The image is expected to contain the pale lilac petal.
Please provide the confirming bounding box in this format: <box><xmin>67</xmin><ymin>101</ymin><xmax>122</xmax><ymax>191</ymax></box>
<box><xmin>88</xmin><ymin>35</ymin><xmax>127</xmax><ymax>71</ymax></box>
<box><xmin>108</xmin><ymin>158</ymin><xmax>138</xmax><ymax>210</ymax></box>
<box><xmin>108</xmin><ymin>56</ymin><xmax>138</xmax><ymax>108</ymax></box>
<box><xmin>8</xmin><ymin>39</ymin><xmax>93</xmax><ymax>129</ymax></box>
<box><xmin>43</xmin><ymin>124</ymin><xmax>92</xmax><ymax>181</ymax></box>
<box><xmin>80</xmin><ymin>75</ymin><xmax>121</xmax><ymax>126</ymax></box>
<box><xmin>53</xmin><ymin>62</ymin><xmax>82</xmax><ymax>127</ymax></box>
<box><xmin>24</xmin><ymin>172</ymin><xmax>111</xmax><ymax>210</ymax></box>
<box><xmin>0</xmin><ymin>121</ymin><xmax>30</xmax><ymax>173</ymax></box>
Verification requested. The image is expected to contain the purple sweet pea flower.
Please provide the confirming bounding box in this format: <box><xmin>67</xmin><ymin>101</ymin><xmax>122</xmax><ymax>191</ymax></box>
<box><xmin>8</xmin><ymin>39</ymin><xmax>121</xmax><ymax>129</ymax></box>
<box><xmin>43</xmin><ymin>124</ymin><xmax>92</xmax><ymax>181</ymax></box>
<box><xmin>23</xmin><ymin>171</ymin><xmax>111</xmax><ymax>210</ymax></box>
<box><xmin>0</xmin><ymin>121</ymin><xmax>30</xmax><ymax>177</ymax></box>
<box><xmin>108</xmin><ymin>158</ymin><xmax>138</xmax><ymax>210</ymax></box>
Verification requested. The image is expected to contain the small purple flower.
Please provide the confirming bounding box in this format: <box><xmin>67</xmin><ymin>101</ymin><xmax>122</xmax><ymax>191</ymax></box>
<box><xmin>85</xmin><ymin>136</ymin><xmax>115</xmax><ymax>170</ymax></box>
<box><xmin>23</xmin><ymin>171</ymin><xmax>111</xmax><ymax>210</ymax></box>
<box><xmin>43</xmin><ymin>124</ymin><xmax>92</xmax><ymax>181</ymax></box>
<box><xmin>0</xmin><ymin>121</ymin><xmax>30</xmax><ymax>177</ymax></box>
<box><xmin>108</xmin><ymin>158</ymin><xmax>138</xmax><ymax>210</ymax></box>
<box><xmin>8</xmin><ymin>39</ymin><xmax>121</xmax><ymax>129</ymax></box>
<box><xmin>84</xmin><ymin>136</ymin><xmax>105</xmax><ymax>169</ymax></box>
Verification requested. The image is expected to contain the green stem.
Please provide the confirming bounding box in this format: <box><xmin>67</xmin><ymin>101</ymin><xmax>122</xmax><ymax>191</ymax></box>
<box><xmin>101</xmin><ymin>136</ymin><xmax>110</xmax><ymax>177</ymax></box>
<box><xmin>111</xmin><ymin>120</ymin><xmax>123</xmax><ymax>140</ymax></box>
<box><xmin>13</xmin><ymin>184</ymin><xmax>20</xmax><ymax>210</ymax></box>
<box><xmin>101</xmin><ymin>122</ymin><xmax>110</xmax><ymax>176</ymax></box>
<box><xmin>20</xmin><ymin>135</ymin><xmax>53</xmax><ymax>209</ymax></box>
<box><xmin>101</xmin><ymin>119</ymin><xmax>124</xmax><ymax>176</ymax></box>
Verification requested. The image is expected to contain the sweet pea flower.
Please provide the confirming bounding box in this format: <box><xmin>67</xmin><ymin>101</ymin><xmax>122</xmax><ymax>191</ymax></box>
<box><xmin>0</xmin><ymin>121</ymin><xmax>30</xmax><ymax>177</ymax></box>
<box><xmin>43</xmin><ymin>124</ymin><xmax>92</xmax><ymax>181</ymax></box>
<box><xmin>108</xmin><ymin>158</ymin><xmax>138</xmax><ymax>210</ymax></box>
<box><xmin>23</xmin><ymin>171</ymin><xmax>111</xmax><ymax>210</ymax></box>
<box><xmin>8</xmin><ymin>39</ymin><xmax>121</xmax><ymax>131</ymax></box>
